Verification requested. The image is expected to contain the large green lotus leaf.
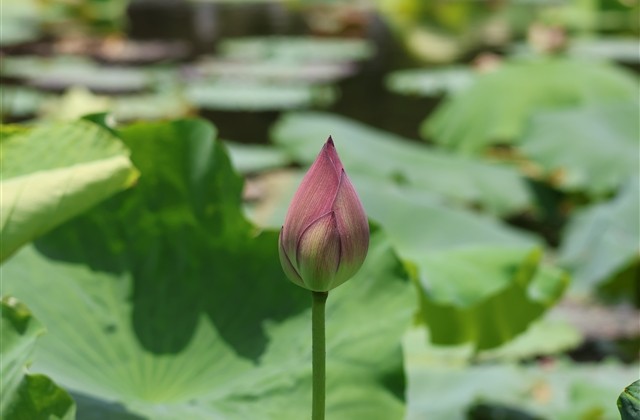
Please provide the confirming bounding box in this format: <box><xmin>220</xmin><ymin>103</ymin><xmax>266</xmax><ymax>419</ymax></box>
<box><xmin>0</xmin><ymin>119</ymin><xmax>138</xmax><ymax>263</ymax></box>
<box><xmin>558</xmin><ymin>178</ymin><xmax>639</xmax><ymax>293</ymax></box>
<box><xmin>1</xmin><ymin>119</ymin><xmax>413</xmax><ymax>419</ymax></box>
<box><xmin>271</xmin><ymin>112</ymin><xmax>531</xmax><ymax>216</ymax></box>
<box><xmin>422</xmin><ymin>58</ymin><xmax>638</xmax><ymax>154</ymax></box>
<box><xmin>257</xmin><ymin>171</ymin><xmax>563</xmax><ymax>349</ymax></box>
<box><xmin>618</xmin><ymin>380</ymin><xmax>640</xmax><ymax>420</ymax></box>
<box><xmin>1</xmin><ymin>296</ymin><xmax>75</xmax><ymax>419</ymax></box>
<box><xmin>520</xmin><ymin>101</ymin><xmax>639</xmax><ymax>196</ymax></box>
<box><xmin>403</xmin><ymin>329</ymin><xmax>639</xmax><ymax>420</ymax></box>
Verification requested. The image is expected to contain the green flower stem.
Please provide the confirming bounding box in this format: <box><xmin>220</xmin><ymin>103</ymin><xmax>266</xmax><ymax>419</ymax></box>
<box><xmin>312</xmin><ymin>291</ymin><xmax>328</xmax><ymax>420</ymax></box>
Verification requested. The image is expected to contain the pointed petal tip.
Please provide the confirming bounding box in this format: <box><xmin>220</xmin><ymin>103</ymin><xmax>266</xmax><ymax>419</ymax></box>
<box><xmin>326</xmin><ymin>136</ymin><xmax>334</xmax><ymax>146</ymax></box>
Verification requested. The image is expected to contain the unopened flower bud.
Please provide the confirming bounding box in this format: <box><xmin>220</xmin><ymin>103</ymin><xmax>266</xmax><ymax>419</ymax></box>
<box><xmin>278</xmin><ymin>137</ymin><xmax>369</xmax><ymax>292</ymax></box>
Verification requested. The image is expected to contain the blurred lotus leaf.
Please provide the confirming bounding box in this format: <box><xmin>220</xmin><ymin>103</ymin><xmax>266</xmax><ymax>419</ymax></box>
<box><xmin>40</xmin><ymin>86</ymin><xmax>192</xmax><ymax>123</ymax></box>
<box><xmin>558</xmin><ymin>179</ymin><xmax>639</xmax><ymax>295</ymax></box>
<box><xmin>1</xmin><ymin>56</ymin><xmax>151</xmax><ymax>94</ymax></box>
<box><xmin>218</xmin><ymin>36</ymin><xmax>374</xmax><ymax>63</ymax></box>
<box><xmin>520</xmin><ymin>101</ymin><xmax>639</xmax><ymax>196</ymax></box>
<box><xmin>569</xmin><ymin>38</ymin><xmax>640</xmax><ymax>64</ymax></box>
<box><xmin>0</xmin><ymin>296</ymin><xmax>76</xmax><ymax>419</ymax></box>
<box><xmin>224</xmin><ymin>140</ymin><xmax>291</xmax><ymax>174</ymax></box>
<box><xmin>185</xmin><ymin>80</ymin><xmax>335</xmax><ymax>111</ymax></box>
<box><xmin>386</xmin><ymin>66</ymin><xmax>475</xmax><ymax>97</ymax></box>
<box><xmin>0</xmin><ymin>86</ymin><xmax>47</xmax><ymax>121</ymax></box>
<box><xmin>272</xmin><ymin>112</ymin><xmax>532</xmax><ymax>216</ymax></box>
<box><xmin>0</xmin><ymin>0</ymin><xmax>41</xmax><ymax>46</ymax></box>
<box><xmin>422</xmin><ymin>57</ymin><xmax>637</xmax><ymax>155</ymax></box>
<box><xmin>404</xmin><ymin>329</ymin><xmax>639</xmax><ymax>420</ymax></box>
<box><xmin>190</xmin><ymin>58</ymin><xmax>356</xmax><ymax>83</ymax></box>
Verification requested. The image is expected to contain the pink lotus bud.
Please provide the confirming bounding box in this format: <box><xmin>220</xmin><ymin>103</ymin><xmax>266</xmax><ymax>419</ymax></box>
<box><xmin>279</xmin><ymin>137</ymin><xmax>369</xmax><ymax>292</ymax></box>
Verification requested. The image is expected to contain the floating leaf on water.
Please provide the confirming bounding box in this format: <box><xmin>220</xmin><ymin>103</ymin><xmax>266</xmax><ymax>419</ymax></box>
<box><xmin>386</xmin><ymin>66</ymin><xmax>475</xmax><ymax>97</ymax></box>
<box><xmin>185</xmin><ymin>80</ymin><xmax>336</xmax><ymax>111</ymax></box>
<box><xmin>218</xmin><ymin>36</ymin><xmax>374</xmax><ymax>62</ymax></box>
<box><xmin>113</xmin><ymin>91</ymin><xmax>193</xmax><ymax>121</ymax></box>
<box><xmin>1</xmin><ymin>56</ymin><xmax>152</xmax><ymax>94</ymax></box>
<box><xmin>189</xmin><ymin>58</ymin><xmax>356</xmax><ymax>83</ymax></box>
<box><xmin>0</xmin><ymin>0</ymin><xmax>41</xmax><ymax>46</ymax></box>
<box><xmin>0</xmin><ymin>85</ymin><xmax>46</xmax><ymax>120</ymax></box>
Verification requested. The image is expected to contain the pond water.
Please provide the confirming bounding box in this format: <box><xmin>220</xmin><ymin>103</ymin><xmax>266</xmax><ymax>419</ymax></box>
<box><xmin>128</xmin><ymin>1</ymin><xmax>438</xmax><ymax>143</ymax></box>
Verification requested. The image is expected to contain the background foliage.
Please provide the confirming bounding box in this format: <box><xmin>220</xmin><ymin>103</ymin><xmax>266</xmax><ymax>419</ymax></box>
<box><xmin>1</xmin><ymin>0</ymin><xmax>638</xmax><ymax>418</ymax></box>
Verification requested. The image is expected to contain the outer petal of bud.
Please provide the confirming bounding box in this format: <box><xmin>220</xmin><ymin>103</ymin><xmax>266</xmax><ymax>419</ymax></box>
<box><xmin>278</xmin><ymin>137</ymin><xmax>369</xmax><ymax>292</ymax></box>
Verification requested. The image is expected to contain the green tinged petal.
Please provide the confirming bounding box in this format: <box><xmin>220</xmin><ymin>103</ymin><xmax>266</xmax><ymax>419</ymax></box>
<box><xmin>296</xmin><ymin>212</ymin><xmax>341</xmax><ymax>292</ymax></box>
<box><xmin>279</xmin><ymin>227</ymin><xmax>306</xmax><ymax>289</ymax></box>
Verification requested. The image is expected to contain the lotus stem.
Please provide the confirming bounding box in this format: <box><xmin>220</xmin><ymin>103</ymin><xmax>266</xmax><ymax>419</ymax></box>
<box><xmin>312</xmin><ymin>291</ymin><xmax>328</xmax><ymax>420</ymax></box>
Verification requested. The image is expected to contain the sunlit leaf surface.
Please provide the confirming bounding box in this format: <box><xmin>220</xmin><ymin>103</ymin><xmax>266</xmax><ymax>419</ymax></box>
<box><xmin>0</xmin><ymin>120</ymin><xmax>138</xmax><ymax>262</ymax></box>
